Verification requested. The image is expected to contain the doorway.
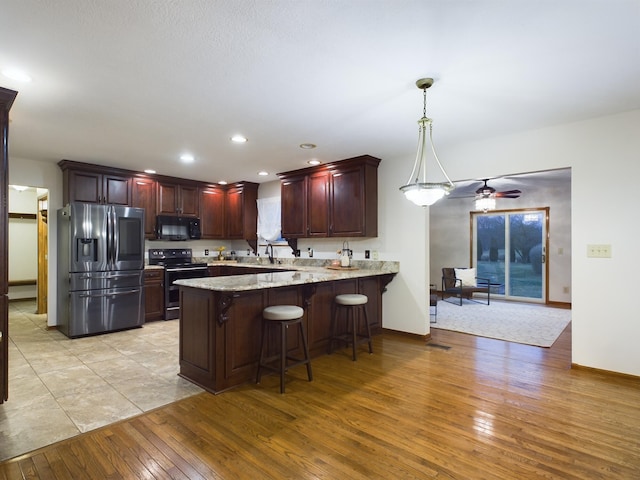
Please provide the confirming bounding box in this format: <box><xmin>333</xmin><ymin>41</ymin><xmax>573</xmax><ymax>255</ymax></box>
<box><xmin>37</xmin><ymin>194</ymin><xmax>48</xmax><ymax>314</ymax></box>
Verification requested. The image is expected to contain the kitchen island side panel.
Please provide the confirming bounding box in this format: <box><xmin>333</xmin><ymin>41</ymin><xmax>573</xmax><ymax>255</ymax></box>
<box><xmin>179</xmin><ymin>287</ymin><xmax>216</xmax><ymax>388</ymax></box>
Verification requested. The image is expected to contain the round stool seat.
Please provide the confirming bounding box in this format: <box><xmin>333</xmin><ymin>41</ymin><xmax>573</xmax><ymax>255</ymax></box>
<box><xmin>335</xmin><ymin>294</ymin><xmax>368</xmax><ymax>306</ymax></box>
<box><xmin>263</xmin><ymin>305</ymin><xmax>304</xmax><ymax>321</ymax></box>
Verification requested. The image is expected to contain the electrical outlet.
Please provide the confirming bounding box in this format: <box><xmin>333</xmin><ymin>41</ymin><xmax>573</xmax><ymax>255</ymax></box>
<box><xmin>372</xmin><ymin>250</ymin><xmax>379</xmax><ymax>260</ymax></box>
<box><xmin>204</xmin><ymin>249</ymin><xmax>209</xmax><ymax>256</ymax></box>
<box><xmin>365</xmin><ymin>250</ymin><xmax>370</xmax><ymax>259</ymax></box>
<box><xmin>587</xmin><ymin>244</ymin><xmax>612</xmax><ymax>258</ymax></box>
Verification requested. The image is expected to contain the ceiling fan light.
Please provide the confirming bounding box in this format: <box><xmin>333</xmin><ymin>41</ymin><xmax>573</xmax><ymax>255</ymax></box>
<box><xmin>475</xmin><ymin>196</ymin><xmax>496</xmax><ymax>212</ymax></box>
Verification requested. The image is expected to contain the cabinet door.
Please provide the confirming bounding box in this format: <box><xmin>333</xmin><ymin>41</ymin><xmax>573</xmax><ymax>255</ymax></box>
<box><xmin>225</xmin><ymin>187</ymin><xmax>244</xmax><ymax>239</ymax></box>
<box><xmin>330</xmin><ymin>165</ymin><xmax>365</xmax><ymax>236</ymax></box>
<box><xmin>157</xmin><ymin>182</ymin><xmax>179</xmax><ymax>215</ymax></box>
<box><xmin>280</xmin><ymin>175</ymin><xmax>307</xmax><ymax>238</ymax></box>
<box><xmin>200</xmin><ymin>187</ymin><xmax>226</xmax><ymax>239</ymax></box>
<box><xmin>68</xmin><ymin>170</ymin><xmax>102</xmax><ymax>203</ymax></box>
<box><xmin>180</xmin><ymin>185</ymin><xmax>199</xmax><ymax>216</ymax></box>
<box><xmin>132</xmin><ymin>177</ymin><xmax>157</xmax><ymax>238</ymax></box>
<box><xmin>102</xmin><ymin>174</ymin><xmax>131</xmax><ymax>206</ymax></box>
<box><xmin>143</xmin><ymin>270</ymin><xmax>164</xmax><ymax>321</ymax></box>
<box><xmin>307</xmin><ymin>171</ymin><xmax>330</xmax><ymax>237</ymax></box>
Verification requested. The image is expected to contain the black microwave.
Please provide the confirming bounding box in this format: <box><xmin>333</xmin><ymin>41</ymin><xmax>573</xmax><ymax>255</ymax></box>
<box><xmin>156</xmin><ymin>215</ymin><xmax>201</xmax><ymax>241</ymax></box>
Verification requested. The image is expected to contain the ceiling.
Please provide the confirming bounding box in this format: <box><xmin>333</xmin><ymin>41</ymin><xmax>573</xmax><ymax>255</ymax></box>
<box><xmin>1</xmin><ymin>1</ymin><xmax>639</xmax><ymax>185</ymax></box>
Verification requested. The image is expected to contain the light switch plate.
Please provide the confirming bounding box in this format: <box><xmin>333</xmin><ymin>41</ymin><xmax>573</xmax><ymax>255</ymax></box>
<box><xmin>587</xmin><ymin>244</ymin><xmax>611</xmax><ymax>258</ymax></box>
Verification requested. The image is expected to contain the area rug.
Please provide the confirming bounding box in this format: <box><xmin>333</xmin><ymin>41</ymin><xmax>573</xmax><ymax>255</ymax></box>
<box><xmin>431</xmin><ymin>300</ymin><xmax>571</xmax><ymax>347</ymax></box>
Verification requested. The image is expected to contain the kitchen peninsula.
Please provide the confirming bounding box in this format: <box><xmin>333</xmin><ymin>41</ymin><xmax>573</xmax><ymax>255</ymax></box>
<box><xmin>174</xmin><ymin>261</ymin><xmax>398</xmax><ymax>393</ymax></box>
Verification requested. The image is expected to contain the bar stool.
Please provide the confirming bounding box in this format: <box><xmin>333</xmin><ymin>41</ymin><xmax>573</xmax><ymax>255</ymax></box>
<box><xmin>328</xmin><ymin>294</ymin><xmax>372</xmax><ymax>361</ymax></box>
<box><xmin>256</xmin><ymin>305</ymin><xmax>313</xmax><ymax>393</ymax></box>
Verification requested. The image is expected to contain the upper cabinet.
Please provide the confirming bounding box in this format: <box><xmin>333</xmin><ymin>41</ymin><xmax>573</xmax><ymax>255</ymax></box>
<box><xmin>59</xmin><ymin>161</ymin><xmax>258</xmax><ymax>245</ymax></box>
<box><xmin>278</xmin><ymin>155</ymin><xmax>380</xmax><ymax>238</ymax></box>
<box><xmin>60</xmin><ymin>161</ymin><xmax>131</xmax><ymax>205</ymax></box>
<box><xmin>199</xmin><ymin>185</ymin><xmax>226</xmax><ymax>239</ymax></box>
<box><xmin>157</xmin><ymin>181</ymin><xmax>199</xmax><ymax>216</ymax></box>
<box><xmin>225</xmin><ymin>182</ymin><xmax>258</xmax><ymax>240</ymax></box>
<box><xmin>131</xmin><ymin>176</ymin><xmax>157</xmax><ymax>239</ymax></box>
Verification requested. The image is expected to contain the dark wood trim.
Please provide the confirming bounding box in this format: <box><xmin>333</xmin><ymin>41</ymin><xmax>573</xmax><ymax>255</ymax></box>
<box><xmin>8</xmin><ymin>213</ymin><xmax>36</xmax><ymax>220</ymax></box>
<box><xmin>8</xmin><ymin>279</ymin><xmax>36</xmax><ymax>287</ymax></box>
<box><xmin>547</xmin><ymin>300</ymin><xmax>571</xmax><ymax>309</ymax></box>
<box><xmin>8</xmin><ymin>297</ymin><xmax>36</xmax><ymax>302</ymax></box>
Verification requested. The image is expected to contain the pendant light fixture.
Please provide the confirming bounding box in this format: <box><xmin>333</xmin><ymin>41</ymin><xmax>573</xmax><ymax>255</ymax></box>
<box><xmin>400</xmin><ymin>78</ymin><xmax>455</xmax><ymax>206</ymax></box>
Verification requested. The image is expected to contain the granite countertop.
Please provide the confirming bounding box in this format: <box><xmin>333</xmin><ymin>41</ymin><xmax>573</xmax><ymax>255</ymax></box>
<box><xmin>174</xmin><ymin>260</ymin><xmax>399</xmax><ymax>292</ymax></box>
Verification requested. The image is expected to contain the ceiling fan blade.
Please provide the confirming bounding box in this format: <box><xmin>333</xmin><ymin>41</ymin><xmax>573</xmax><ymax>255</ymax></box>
<box><xmin>497</xmin><ymin>189</ymin><xmax>522</xmax><ymax>195</ymax></box>
<box><xmin>495</xmin><ymin>193</ymin><xmax>521</xmax><ymax>199</ymax></box>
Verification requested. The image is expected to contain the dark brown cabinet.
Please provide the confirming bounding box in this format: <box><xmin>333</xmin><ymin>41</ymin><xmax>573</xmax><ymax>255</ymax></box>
<box><xmin>307</xmin><ymin>171</ymin><xmax>330</xmax><ymax>237</ymax></box>
<box><xmin>144</xmin><ymin>269</ymin><xmax>164</xmax><ymax>321</ymax></box>
<box><xmin>225</xmin><ymin>182</ymin><xmax>258</xmax><ymax>240</ymax></box>
<box><xmin>131</xmin><ymin>176</ymin><xmax>157</xmax><ymax>239</ymax></box>
<box><xmin>280</xmin><ymin>174</ymin><xmax>307</xmax><ymax>238</ymax></box>
<box><xmin>59</xmin><ymin>161</ymin><xmax>258</xmax><ymax>244</ymax></box>
<box><xmin>199</xmin><ymin>186</ymin><xmax>226</xmax><ymax>239</ymax></box>
<box><xmin>158</xmin><ymin>181</ymin><xmax>199</xmax><ymax>216</ymax></box>
<box><xmin>60</xmin><ymin>164</ymin><xmax>131</xmax><ymax>205</ymax></box>
<box><xmin>278</xmin><ymin>155</ymin><xmax>380</xmax><ymax>238</ymax></box>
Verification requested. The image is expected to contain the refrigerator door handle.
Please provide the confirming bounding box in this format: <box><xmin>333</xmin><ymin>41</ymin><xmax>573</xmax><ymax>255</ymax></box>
<box><xmin>78</xmin><ymin>289</ymin><xmax>141</xmax><ymax>298</ymax></box>
<box><xmin>109</xmin><ymin>206</ymin><xmax>116</xmax><ymax>269</ymax></box>
<box><xmin>77</xmin><ymin>272</ymin><xmax>141</xmax><ymax>279</ymax></box>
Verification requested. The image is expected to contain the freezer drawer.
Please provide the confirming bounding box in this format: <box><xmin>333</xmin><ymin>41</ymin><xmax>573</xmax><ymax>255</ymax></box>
<box><xmin>69</xmin><ymin>270</ymin><xmax>143</xmax><ymax>292</ymax></box>
<box><xmin>66</xmin><ymin>286</ymin><xmax>144</xmax><ymax>337</ymax></box>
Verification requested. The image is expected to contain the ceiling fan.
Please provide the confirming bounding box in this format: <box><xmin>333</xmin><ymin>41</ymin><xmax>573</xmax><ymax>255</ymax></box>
<box><xmin>473</xmin><ymin>179</ymin><xmax>521</xmax><ymax>211</ymax></box>
<box><xmin>474</xmin><ymin>179</ymin><xmax>521</xmax><ymax>199</ymax></box>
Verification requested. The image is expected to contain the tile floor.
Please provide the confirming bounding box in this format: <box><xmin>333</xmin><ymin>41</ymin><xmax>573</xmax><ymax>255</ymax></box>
<box><xmin>0</xmin><ymin>300</ymin><xmax>203</xmax><ymax>462</ymax></box>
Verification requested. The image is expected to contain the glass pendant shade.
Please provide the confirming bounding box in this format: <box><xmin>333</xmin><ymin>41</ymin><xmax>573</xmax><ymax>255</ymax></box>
<box><xmin>400</xmin><ymin>78</ymin><xmax>454</xmax><ymax>207</ymax></box>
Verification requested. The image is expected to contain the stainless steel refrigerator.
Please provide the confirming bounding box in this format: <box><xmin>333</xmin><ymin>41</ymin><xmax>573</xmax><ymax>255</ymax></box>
<box><xmin>57</xmin><ymin>203</ymin><xmax>145</xmax><ymax>337</ymax></box>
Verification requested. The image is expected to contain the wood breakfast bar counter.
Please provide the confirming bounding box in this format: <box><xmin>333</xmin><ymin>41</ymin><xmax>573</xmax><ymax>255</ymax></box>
<box><xmin>174</xmin><ymin>261</ymin><xmax>398</xmax><ymax>393</ymax></box>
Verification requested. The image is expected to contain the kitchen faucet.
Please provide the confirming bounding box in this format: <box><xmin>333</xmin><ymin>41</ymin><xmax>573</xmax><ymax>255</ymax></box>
<box><xmin>265</xmin><ymin>243</ymin><xmax>275</xmax><ymax>264</ymax></box>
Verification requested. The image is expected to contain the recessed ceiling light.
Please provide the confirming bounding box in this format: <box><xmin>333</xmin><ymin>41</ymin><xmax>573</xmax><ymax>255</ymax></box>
<box><xmin>307</xmin><ymin>159</ymin><xmax>321</xmax><ymax>166</ymax></box>
<box><xmin>231</xmin><ymin>135</ymin><xmax>248</xmax><ymax>143</ymax></box>
<box><xmin>258</xmin><ymin>171</ymin><xmax>269</xmax><ymax>176</ymax></box>
<box><xmin>144</xmin><ymin>169</ymin><xmax>156</xmax><ymax>174</ymax></box>
<box><xmin>180</xmin><ymin>153</ymin><xmax>195</xmax><ymax>163</ymax></box>
<box><xmin>1</xmin><ymin>68</ymin><xmax>32</xmax><ymax>83</ymax></box>
<box><xmin>300</xmin><ymin>143</ymin><xmax>316</xmax><ymax>149</ymax></box>
<box><xmin>218</xmin><ymin>180</ymin><xmax>228</xmax><ymax>185</ymax></box>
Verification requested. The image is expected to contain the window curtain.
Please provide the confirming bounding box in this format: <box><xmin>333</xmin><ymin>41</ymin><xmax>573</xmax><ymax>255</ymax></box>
<box><xmin>257</xmin><ymin>197</ymin><xmax>281</xmax><ymax>242</ymax></box>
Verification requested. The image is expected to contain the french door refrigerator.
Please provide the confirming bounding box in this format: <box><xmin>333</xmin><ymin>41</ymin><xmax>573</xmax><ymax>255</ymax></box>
<box><xmin>57</xmin><ymin>202</ymin><xmax>145</xmax><ymax>337</ymax></box>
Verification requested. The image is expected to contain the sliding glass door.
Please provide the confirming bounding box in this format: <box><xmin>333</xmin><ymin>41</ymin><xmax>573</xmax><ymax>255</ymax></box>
<box><xmin>472</xmin><ymin>208</ymin><xmax>548</xmax><ymax>303</ymax></box>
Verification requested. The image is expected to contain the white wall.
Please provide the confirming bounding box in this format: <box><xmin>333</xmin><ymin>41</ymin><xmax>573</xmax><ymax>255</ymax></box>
<box><xmin>9</xmin><ymin>109</ymin><xmax>640</xmax><ymax>375</ymax></box>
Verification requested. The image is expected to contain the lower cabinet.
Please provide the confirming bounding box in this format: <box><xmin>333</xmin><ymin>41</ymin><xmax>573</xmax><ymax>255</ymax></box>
<box><xmin>144</xmin><ymin>269</ymin><xmax>164</xmax><ymax>321</ymax></box>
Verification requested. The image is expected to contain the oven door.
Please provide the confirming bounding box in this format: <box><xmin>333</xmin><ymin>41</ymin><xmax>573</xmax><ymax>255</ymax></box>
<box><xmin>165</xmin><ymin>266</ymin><xmax>209</xmax><ymax>319</ymax></box>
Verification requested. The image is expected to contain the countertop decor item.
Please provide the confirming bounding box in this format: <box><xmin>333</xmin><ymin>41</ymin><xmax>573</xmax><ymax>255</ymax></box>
<box><xmin>399</xmin><ymin>77</ymin><xmax>455</xmax><ymax>207</ymax></box>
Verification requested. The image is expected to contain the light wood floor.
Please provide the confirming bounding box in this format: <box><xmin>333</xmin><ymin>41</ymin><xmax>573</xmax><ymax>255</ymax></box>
<box><xmin>2</xmin><ymin>324</ymin><xmax>640</xmax><ymax>479</ymax></box>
